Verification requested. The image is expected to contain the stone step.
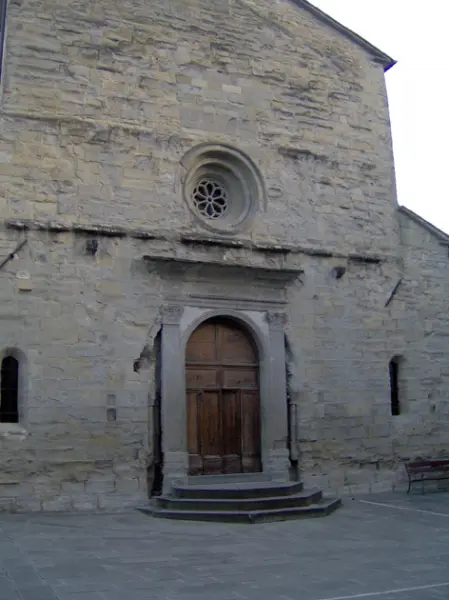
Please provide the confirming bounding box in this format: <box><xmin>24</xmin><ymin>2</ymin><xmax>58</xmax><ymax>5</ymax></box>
<box><xmin>186</xmin><ymin>473</ymin><xmax>277</xmax><ymax>485</ymax></box>
<box><xmin>140</xmin><ymin>498</ymin><xmax>342</xmax><ymax>523</ymax></box>
<box><xmin>171</xmin><ymin>479</ymin><xmax>304</xmax><ymax>500</ymax></box>
<box><xmin>154</xmin><ymin>488</ymin><xmax>322</xmax><ymax>512</ymax></box>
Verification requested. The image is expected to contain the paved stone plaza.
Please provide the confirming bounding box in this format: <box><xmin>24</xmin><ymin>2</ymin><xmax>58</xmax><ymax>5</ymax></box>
<box><xmin>0</xmin><ymin>492</ymin><xmax>448</xmax><ymax>600</ymax></box>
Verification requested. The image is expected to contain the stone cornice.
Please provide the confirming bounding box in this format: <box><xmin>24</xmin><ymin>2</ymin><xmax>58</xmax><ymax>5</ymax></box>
<box><xmin>5</xmin><ymin>219</ymin><xmax>387</xmax><ymax>264</ymax></box>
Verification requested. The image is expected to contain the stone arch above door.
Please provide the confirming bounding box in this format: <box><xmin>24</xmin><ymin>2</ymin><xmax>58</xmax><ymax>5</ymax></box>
<box><xmin>185</xmin><ymin>317</ymin><xmax>261</xmax><ymax>476</ymax></box>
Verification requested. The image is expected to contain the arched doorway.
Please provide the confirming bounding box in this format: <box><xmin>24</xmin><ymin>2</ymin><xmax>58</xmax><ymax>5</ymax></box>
<box><xmin>186</xmin><ymin>317</ymin><xmax>261</xmax><ymax>476</ymax></box>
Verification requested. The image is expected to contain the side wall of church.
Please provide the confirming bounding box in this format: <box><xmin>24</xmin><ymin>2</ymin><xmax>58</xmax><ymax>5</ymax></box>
<box><xmin>393</xmin><ymin>216</ymin><xmax>449</xmax><ymax>457</ymax></box>
<box><xmin>289</xmin><ymin>214</ymin><xmax>449</xmax><ymax>495</ymax></box>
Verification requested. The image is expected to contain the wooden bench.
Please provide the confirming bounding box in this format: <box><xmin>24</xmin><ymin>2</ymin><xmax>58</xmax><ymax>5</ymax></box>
<box><xmin>405</xmin><ymin>459</ymin><xmax>449</xmax><ymax>494</ymax></box>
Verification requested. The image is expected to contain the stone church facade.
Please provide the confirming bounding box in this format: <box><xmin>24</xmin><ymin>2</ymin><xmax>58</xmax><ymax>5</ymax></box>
<box><xmin>0</xmin><ymin>0</ymin><xmax>448</xmax><ymax>511</ymax></box>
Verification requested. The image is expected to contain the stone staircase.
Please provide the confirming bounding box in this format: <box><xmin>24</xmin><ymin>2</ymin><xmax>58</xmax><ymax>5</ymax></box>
<box><xmin>138</xmin><ymin>474</ymin><xmax>341</xmax><ymax>523</ymax></box>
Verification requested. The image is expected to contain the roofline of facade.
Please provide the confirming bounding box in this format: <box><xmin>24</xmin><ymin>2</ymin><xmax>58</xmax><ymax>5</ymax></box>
<box><xmin>290</xmin><ymin>0</ymin><xmax>396</xmax><ymax>72</ymax></box>
<box><xmin>398</xmin><ymin>206</ymin><xmax>449</xmax><ymax>243</ymax></box>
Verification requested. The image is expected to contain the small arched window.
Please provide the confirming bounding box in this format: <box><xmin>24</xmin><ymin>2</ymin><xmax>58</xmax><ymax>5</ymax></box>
<box><xmin>0</xmin><ymin>356</ymin><xmax>19</xmax><ymax>423</ymax></box>
<box><xmin>389</xmin><ymin>356</ymin><xmax>402</xmax><ymax>416</ymax></box>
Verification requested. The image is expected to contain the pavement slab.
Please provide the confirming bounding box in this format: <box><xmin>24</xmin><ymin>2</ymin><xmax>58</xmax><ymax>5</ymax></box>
<box><xmin>0</xmin><ymin>491</ymin><xmax>448</xmax><ymax>600</ymax></box>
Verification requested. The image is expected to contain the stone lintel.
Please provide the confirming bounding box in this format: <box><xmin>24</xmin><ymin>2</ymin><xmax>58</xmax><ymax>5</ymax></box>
<box><xmin>144</xmin><ymin>255</ymin><xmax>303</xmax><ymax>283</ymax></box>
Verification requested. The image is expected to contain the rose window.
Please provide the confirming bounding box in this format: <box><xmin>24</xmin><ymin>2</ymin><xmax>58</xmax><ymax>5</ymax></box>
<box><xmin>192</xmin><ymin>179</ymin><xmax>229</xmax><ymax>220</ymax></box>
<box><xmin>182</xmin><ymin>144</ymin><xmax>265</xmax><ymax>233</ymax></box>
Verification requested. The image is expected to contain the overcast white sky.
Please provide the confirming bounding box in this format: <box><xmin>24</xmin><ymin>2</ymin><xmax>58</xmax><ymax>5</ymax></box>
<box><xmin>310</xmin><ymin>0</ymin><xmax>449</xmax><ymax>232</ymax></box>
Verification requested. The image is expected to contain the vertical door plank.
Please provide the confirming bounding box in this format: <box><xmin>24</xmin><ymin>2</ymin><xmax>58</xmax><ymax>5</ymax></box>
<box><xmin>222</xmin><ymin>389</ymin><xmax>242</xmax><ymax>473</ymax></box>
<box><xmin>199</xmin><ymin>391</ymin><xmax>222</xmax><ymax>474</ymax></box>
<box><xmin>241</xmin><ymin>391</ymin><xmax>262</xmax><ymax>473</ymax></box>
<box><xmin>187</xmin><ymin>391</ymin><xmax>202</xmax><ymax>475</ymax></box>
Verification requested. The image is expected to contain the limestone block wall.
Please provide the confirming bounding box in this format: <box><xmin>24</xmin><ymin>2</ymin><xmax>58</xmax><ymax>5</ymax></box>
<box><xmin>286</xmin><ymin>215</ymin><xmax>449</xmax><ymax>496</ymax></box>
<box><xmin>286</xmin><ymin>253</ymin><xmax>403</xmax><ymax>494</ymax></box>
<box><xmin>0</xmin><ymin>226</ymin><xmax>163</xmax><ymax>511</ymax></box>
<box><xmin>1</xmin><ymin>227</ymin><xmax>395</xmax><ymax>507</ymax></box>
<box><xmin>392</xmin><ymin>215</ymin><xmax>449</xmax><ymax>458</ymax></box>
<box><xmin>2</xmin><ymin>0</ymin><xmax>446</xmax><ymax>509</ymax></box>
<box><xmin>1</xmin><ymin>218</ymin><xmax>449</xmax><ymax>509</ymax></box>
<box><xmin>1</xmin><ymin>0</ymin><xmax>399</xmax><ymax>256</ymax></box>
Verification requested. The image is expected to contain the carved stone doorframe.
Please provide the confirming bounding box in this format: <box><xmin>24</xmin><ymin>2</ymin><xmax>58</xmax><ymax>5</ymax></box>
<box><xmin>160</xmin><ymin>304</ymin><xmax>290</xmax><ymax>491</ymax></box>
<box><xmin>144</xmin><ymin>256</ymin><xmax>301</xmax><ymax>491</ymax></box>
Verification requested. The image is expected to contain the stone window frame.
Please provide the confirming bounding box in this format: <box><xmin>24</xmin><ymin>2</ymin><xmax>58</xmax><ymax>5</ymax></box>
<box><xmin>0</xmin><ymin>347</ymin><xmax>28</xmax><ymax>428</ymax></box>
<box><xmin>181</xmin><ymin>143</ymin><xmax>266</xmax><ymax>235</ymax></box>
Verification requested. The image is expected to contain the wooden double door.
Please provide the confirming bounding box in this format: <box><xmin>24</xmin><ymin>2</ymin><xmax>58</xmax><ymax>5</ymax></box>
<box><xmin>186</xmin><ymin>318</ymin><xmax>261</xmax><ymax>476</ymax></box>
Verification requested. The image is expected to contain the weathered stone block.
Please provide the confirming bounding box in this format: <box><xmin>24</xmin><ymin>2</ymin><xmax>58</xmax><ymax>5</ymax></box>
<box><xmin>71</xmin><ymin>494</ymin><xmax>98</xmax><ymax>511</ymax></box>
<box><xmin>15</xmin><ymin>497</ymin><xmax>43</xmax><ymax>512</ymax></box>
<box><xmin>0</xmin><ymin>497</ymin><xmax>15</xmax><ymax>511</ymax></box>
<box><xmin>97</xmin><ymin>493</ymin><xmax>145</xmax><ymax>511</ymax></box>
<box><xmin>41</xmin><ymin>496</ymin><xmax>72</xmax><ymax>512</ymax></box>
<box><xmin>114</xmin><ymin>477</ymin><xmax>140</xmax><ymax>493</ymax></box>
<box><xmin>83</xmin><ymin>476</ymin><xmax>114</xmax><ymax>493</ymax></box>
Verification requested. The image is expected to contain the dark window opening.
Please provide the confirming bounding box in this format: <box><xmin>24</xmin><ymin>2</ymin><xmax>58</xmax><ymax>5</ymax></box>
<box><xmin>389</xmin><ymin>357</ymin><xmax>400</xmax><ymax>416</ymax></box>
<box><xmin>151</xmin><ymin>330</ymin><xmax>163</xmax><ymax>497</ymax></box>
<box><xmin>0</xmin><ymin>356</ymin><xmax>19</xmax><ymax>423</ymax></box>
<box><xmin>0</xmin><ymin>0</ymin><xmax>7</xmax><ymax>82</ymax></box>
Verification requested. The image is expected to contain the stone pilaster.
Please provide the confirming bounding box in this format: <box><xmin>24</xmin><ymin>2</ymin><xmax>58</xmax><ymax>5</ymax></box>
<box><xmin>264</xmin><ymin>311</ymin><xmax>290</xmax><ymax>480</ymax></box>
<box><xmin>160</xmin><ymin>304</ymin><xmax>188</xmax><ymax>490</ymax></box>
